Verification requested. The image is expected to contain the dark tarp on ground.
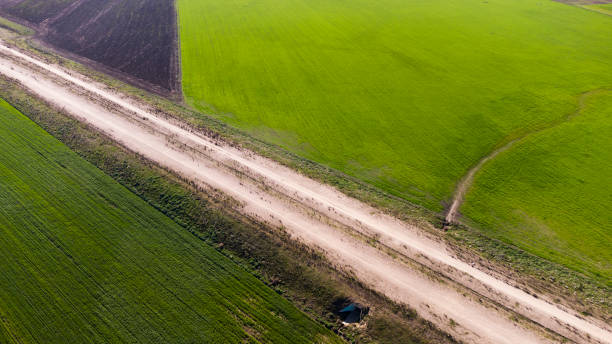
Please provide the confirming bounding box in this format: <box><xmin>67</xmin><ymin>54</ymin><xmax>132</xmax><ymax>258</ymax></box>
<box><xmin>339</xmin><ymin>303</ymin><xmax>368</xmax><ymax>323</ymax></box>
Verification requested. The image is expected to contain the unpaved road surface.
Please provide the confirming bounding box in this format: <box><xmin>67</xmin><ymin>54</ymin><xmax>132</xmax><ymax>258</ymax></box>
<box><xmin>0</xmin><ymin>42</ymin><xmax>610</xmax><ymax>344</ymax></box>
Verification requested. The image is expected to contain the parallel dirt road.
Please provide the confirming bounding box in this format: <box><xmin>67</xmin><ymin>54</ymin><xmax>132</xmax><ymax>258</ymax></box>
<box><xmin>0</xmin><ymin>42</ymin><xmax>610</xmax><ymax>344</ymax></box>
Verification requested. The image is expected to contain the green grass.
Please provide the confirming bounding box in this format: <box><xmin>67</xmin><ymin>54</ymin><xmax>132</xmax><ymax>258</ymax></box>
<box><xmin>0</xmin><ymin>17</ymin><xmax>34</xmax><ymax>36</ymax></box>
<box><xmin>177</xmin><ymin>0</ymin><xmax>612</xmax><ymax>210</ymax></box>
<box><xmin>0</xmin><ymin>98</ymin><xmax>340</xmax><ymax>344</ymax></box>
<box><xmin>462</xmin><ymin>91</ymin><xmax>612</xmax><ymax>283</ymax></box>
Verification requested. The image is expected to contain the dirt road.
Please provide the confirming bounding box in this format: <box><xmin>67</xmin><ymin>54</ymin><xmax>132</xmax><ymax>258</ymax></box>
<box><xmin>0</xmin><ymin>42</ymin><xmax>609</xmax><ymax>344</ymax></box>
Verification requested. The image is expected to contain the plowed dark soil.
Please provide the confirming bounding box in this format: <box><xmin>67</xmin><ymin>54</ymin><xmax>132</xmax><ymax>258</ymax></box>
<box><xmin>0</xmin><ymin>0</ymin><xmax>178</xmax><ymax>93</ymax></box>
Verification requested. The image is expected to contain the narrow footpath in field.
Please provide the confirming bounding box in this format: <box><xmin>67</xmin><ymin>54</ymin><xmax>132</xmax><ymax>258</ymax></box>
<box><xmin>0</xmin><ymin>42</ymin><xmax>610</xmax><ymax>344</ymax></box>
<box><xmin>445</xmin><ymin>89</ymin><xmax>607</xmax><ymax>224</ymax></box>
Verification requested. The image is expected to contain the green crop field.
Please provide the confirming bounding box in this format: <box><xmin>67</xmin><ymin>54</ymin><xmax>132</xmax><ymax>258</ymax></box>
<box><xmin>177</xmin><ymin>0</ymin><xmax>612</xmax><ymax>208</ymax></box>
<box><xmin>463</xmin><ymin>91</ymin><xmax>612</xmax><ymax>283</ymax></box>
<box><xmin>177</xmin><ymin>0</ymin><xmax>612</xmax><ymax>280</ymax></box>
<box><xmin>0</xmin><ymin>99</ymin><xmax>339</xmax><ymax>343</ymax></box>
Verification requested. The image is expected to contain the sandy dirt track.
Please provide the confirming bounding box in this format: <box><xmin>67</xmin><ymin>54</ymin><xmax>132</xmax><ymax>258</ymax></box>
<box><xmin>445</xmin><ymin>89</ymin><xmax>604</xmax><ymax>225</ymax></box>
<box><xmin>445</xmin><ymin>140</ymin><xmax>517</xmax><ymax>224</ymax></box>
<box><xmin>0</xmin><ymin>42</ymin><xmax>609</xmax><ymax>344</ymax></box>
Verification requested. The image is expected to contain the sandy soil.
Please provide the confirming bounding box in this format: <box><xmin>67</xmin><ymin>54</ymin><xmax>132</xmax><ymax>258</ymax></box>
<box><xmin>0</xmin><ymin>42</ymin><xmax>609</xmax><ymax>344</ymax></box>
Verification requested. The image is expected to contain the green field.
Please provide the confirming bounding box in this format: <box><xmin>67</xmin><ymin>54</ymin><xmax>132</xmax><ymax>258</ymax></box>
<box><xmin>178</xmin><ymin>0</ymin><xmax>612</xmax><ymax>208</ymax></box>
<box><xmin>177</xmin><ymin>0</ymin><xmax>612</xmax><ymax>280</ymax></box>
<box><xmin>463</xmin><ymin>91</ymin><xmax>612</xmax><ymax>283</ymax></box>
<box><xmin>0</xmin><ymin>99</ymin><xmax>339</xmax><ymax>343</ymax></box>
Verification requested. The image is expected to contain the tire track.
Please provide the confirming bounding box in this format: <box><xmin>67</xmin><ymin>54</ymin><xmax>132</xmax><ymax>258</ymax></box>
<box><xmin>445</xmin><ymin>89</ymin><xmax>609</xmax><ymax>225</ymax></box>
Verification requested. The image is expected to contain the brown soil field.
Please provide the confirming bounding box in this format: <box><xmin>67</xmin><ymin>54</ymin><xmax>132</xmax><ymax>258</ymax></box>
<box><xmin>0</xmin><ymin>0</ymin><xmax>178</xmax><ymax>93</ymax></box>
<box><xmin>2</xmin><ymin>0</ymin><xmax>76</xmax><ymax>24</ymax></box>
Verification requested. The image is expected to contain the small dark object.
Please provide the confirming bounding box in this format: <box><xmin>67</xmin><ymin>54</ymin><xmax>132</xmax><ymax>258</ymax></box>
<box><xmin>339</xmin><ymin>303</ymin><xmax>369</xmax><ymax>323</ymax></box>
<box><xmin>442</xmin><ymin>220</ymin><xmax>452</xmax><ymax>231</ymax></box>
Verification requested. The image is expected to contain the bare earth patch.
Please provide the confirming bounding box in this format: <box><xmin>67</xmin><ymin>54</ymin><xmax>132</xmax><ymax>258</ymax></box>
<box><xmin>0</xmin><ymin>0</ymin><xmax>179</xmax><ymax>94</ymax></box>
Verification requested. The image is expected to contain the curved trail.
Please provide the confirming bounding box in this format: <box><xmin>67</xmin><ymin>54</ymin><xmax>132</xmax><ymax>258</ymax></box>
<box><xmin>445</xmin><ymin>140</ymin><xmax>517</xmax><ymax>224</ymax></box>
<box><xmin>0</xmin><ymin>43</ymin><xmax>610</xmax><ymax>344</ymax></box>
<box><xmin>445</xmin><ymin>89</ymin><xmax>608</xmax><ymax>224</ymax></box>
